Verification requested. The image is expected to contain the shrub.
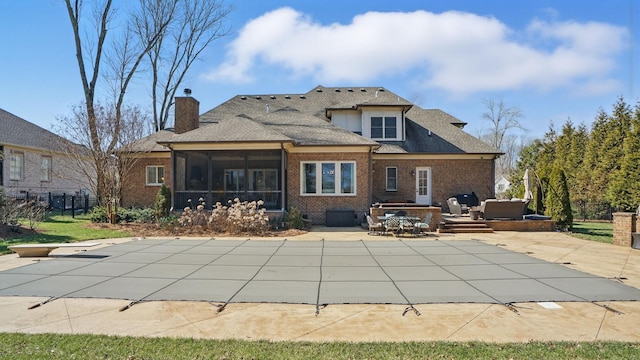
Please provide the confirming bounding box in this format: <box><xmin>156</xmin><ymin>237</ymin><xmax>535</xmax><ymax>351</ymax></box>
<box><xmin>285</xmin><ymin>207</ymin><xmax>305</xmax><ymax>230</ymax></box>
<box><xmin>154</xmin><ymin>184</ymin><xmax>171</xmax><ymax>221</ymax></box>
<box><xmin>177</xmin><ymin>198</ymin><xmax>270</xmax><ymax>235</ymax></box>
<box><xmin>90</xmin><ymin>206</ymin><xmax>154</xmax><ymax>223</ymax></box>
<box><xmin>89</xmin><ymin>206</ymin><xmax>109</xmax><ymax>223</ymax></box>
<box><xmin>225</xmin><ymin>198</ymin><xmax>269</xmax><ymax>234</ymax></box>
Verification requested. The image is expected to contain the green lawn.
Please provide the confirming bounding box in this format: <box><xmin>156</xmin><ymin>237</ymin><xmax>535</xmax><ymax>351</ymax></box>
<box><xmin>570</xmin><ymin>221</ymin><xmax>613</xmax><ymax>244</ymax></box>
<box><xmin>1</xmin><ymin>333</ymin><xmax>639</xmax><ymax>359</ymax></box>
<box><xmin>0</xmin><ymin>214</ymin><xmax>131</xmax><ymax>255</ymax></box>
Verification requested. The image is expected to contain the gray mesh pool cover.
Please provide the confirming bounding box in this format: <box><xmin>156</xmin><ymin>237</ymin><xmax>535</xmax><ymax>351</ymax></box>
<box><xmin>2</xmin><ymin>239</ymin><xmax>639</xmax><ymax>310</ymax></box>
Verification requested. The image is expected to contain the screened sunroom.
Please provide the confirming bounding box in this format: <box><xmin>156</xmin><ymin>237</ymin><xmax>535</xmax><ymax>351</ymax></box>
<box><xmin>172</xmin><ymin>149</ymin><xmax>284</xmax><ymax>211</ymax></box>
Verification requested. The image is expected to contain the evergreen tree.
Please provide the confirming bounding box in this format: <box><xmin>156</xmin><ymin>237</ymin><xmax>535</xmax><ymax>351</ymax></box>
<box><xmin>154</xmin><ymin>184</ymin><xmax>172</xmax><ymax>220</ymax></box>
<box><xmin>545</xmin><ymin>166</ymin><xmax>573</xmax><ymax>231</ymax></box>
<box><xmin>570</xmin><ymin>123</ymin><xmax>590</xmax><ymax>219</ymax></box>
<box><xmin>607</xmin><ymin>101</ymin><xmax>640</xmax><ymax>211</ymax></box>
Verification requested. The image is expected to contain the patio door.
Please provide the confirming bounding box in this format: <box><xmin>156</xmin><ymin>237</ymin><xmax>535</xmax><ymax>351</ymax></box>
<box><xmin>415</xmin><ymin>167</ymin><xmax>432</xmax><ymax>205</ymax></box>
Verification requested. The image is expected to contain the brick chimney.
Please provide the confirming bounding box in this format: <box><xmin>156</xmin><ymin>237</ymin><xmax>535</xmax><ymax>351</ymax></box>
<box><xmin>174</xmin><ymin>96</ymin><xmax>200</xmax><ymax>134</ymax></box>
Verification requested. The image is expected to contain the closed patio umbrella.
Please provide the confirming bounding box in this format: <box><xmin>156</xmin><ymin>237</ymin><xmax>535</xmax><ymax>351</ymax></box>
<box><xmin>523</xmin><ymin>169</ymin><xmax>534</xmax><ymax>201</ymax></box>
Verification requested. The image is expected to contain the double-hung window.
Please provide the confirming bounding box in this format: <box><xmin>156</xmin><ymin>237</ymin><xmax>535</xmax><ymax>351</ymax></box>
<box><xmin>386</xmin><ymin>167</ymin><xmax>397</xmax><ymax>191</ymax></box>
<box><xmin>41</xmin><ymin>156</ymin><xmax>52</xmax><ymax>182</ymax></box>
<box><xmin>301</xmin><ymin>161</ymin><xmax>356</xmax><ymax>195</ymax></box>
<box><xmin>9</xmin><ymin>152</ymin><xmax>24</xmax><ymax>180</ymax></box>
<box><xmin>146</xmin><ymin>166</ymin><xmax>164</xmax><ymax>186</ymax></box>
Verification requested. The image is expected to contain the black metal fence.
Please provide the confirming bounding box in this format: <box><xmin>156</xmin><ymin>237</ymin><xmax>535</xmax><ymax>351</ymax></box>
<box><xmin>6</xmin><ymin>192</ymin><xmax>97</xmax><ymax>217</ymax></box>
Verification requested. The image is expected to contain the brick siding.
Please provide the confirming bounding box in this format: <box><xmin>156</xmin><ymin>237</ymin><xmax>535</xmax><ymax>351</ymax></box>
<box><xmin>613</xmin><ymin>212</ymin><xmax>636</xmax><ymax>247</ymax></box>
<box><xmin>371</xmin><ymin>158</ymin><xmax>495</xmax><ymax>210</ymax></box>
<box><xmin>121</xmin><ymin>157</ymin><xmax>172</xmax><ymax>208</ymax></box>
<box><xmin>286</xmin><ymin>152</ymin><xmax>372</xmax><ymax>224</ymax></box>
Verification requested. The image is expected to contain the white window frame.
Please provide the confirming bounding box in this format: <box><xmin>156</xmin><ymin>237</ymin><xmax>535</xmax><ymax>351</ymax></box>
<box><xmin>364</xmin><ymin>110</ymin><xmax>402</xmax><ymax>141</ymax></box>
<box><xmin>9</xmin><ymin>152</ymin><xmax>24</xmax><ymax>180</ymax></box>
<box><xmin>146</xmin><ymin>165</ymin><xmax>164</xmax><ymax>186</ymax></box>
<box><xmin>40</xmin><ymin>156</ymin><xmax>52</xmax><ymax>182</ymax></box>
<box><xmin>300</xmin><ymin>161</ymin><xmax>356</xmax><ymax>196</ymax></box>
<box><xmin>386</xmin><ymin>167</ymin><xmax>398</xmax><ymax>191</ymax></box>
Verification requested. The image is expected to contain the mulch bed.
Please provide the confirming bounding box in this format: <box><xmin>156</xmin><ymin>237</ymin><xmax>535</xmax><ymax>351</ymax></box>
<box><xmin>0</xmin><ymin>224</ymin><xmax>38</xmax><ymax>241</ymax></box>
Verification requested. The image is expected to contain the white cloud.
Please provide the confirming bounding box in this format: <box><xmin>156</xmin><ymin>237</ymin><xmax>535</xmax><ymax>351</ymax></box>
<box><xmin>203</xmin><ymin>7</ymin><xmax>628</xmax><ymax>96</ymax></box>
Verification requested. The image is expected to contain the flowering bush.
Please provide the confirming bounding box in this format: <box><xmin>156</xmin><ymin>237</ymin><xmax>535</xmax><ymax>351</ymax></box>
<box><xmin>177</xmin><ymin>198</ymin><xmax>269</xmax><ymax>235</ymax></box>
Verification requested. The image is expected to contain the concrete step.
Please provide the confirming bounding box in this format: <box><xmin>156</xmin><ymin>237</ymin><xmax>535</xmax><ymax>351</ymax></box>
<box><xmin>437</xmin><ymin>227</ymin><xmax>494</xmax><ymax>234</ymax></box>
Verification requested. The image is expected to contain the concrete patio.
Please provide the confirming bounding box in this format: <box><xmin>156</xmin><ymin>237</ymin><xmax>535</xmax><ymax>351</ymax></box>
<box><xmin>1</xmin><ymin>228</ymin><xmax>639</xmax><ymax>342</ymax></box>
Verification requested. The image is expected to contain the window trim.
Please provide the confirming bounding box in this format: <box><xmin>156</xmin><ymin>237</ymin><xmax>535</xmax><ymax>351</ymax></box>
<box><xmin>365</xmin><ymin>110</ymin><xmax>402</xmax><ymax>141</ymax></box>
<box><xmin>385</xmin><ymin>166</ymin><xmax>398</xmax><ymax>191</ymax></box>
<box><xmin>40</xmin><ymin>155</ymin><xmax>52</xmax><ymax>182</ymax></box>
<box><xmin>300</xmin><ymin>161</ymin><xmax>357</xmax><ymax>196</ymax></box>
<box><xmin>145</xmin><ymin>165</ymin><xmax>165</xmax><ymax>186</ymax></box>
<box><xmin>9</xmin><ymin>151</ymin><xmax>24</xmax><ymax>181</ymax></box>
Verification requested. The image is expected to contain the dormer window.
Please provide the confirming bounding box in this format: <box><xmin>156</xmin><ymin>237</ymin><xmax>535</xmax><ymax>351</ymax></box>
<box><xmin>371</xmin><ymin>116</ymin><xmax>397</xmax><ymax>139</ymax></box>
<box><xmin>364</xmin><ymin>110</ymin><xmax>402</xmax><ymax>140</ymax></box>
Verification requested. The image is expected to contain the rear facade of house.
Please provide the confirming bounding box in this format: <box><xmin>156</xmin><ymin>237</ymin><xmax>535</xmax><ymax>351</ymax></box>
<box><xmin>123</xmin><ymin>86</ymin><xmax>501</xmax><ymax>224</ymax></box>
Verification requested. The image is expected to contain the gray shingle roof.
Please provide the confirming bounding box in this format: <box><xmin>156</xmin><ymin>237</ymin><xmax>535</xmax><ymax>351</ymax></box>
<box><xmin>0</xmin><ymin>108</ymin><xmax>75</xmax><ymax>152</ymax></box>
<box><xmin>252</xmin><ymin>108</ymin><xmax>378</xmax><ymax>146</ymax></box>
<box><xmin>166</xmin><ymin>115</ymin><xmax>293</xmax><ymax>144</ymax></box>
<box><xmin>155</xmin><ymin>85</ymin><xmax>500</xmax><ymax>155</ymax></box>
<box><xmin>374</xmin><ymin>108</ymin><xmax>501</xmax><ymax>154</ymax></box>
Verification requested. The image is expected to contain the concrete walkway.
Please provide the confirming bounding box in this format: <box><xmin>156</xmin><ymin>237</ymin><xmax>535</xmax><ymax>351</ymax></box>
<box><xmin>1</xmin><ymin>228</ymin><xmax>639</xmax><ymax>342</ymax></box>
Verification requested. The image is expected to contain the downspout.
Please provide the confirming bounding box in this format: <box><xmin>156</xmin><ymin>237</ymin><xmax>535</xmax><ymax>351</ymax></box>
<box><xmin>168</xmin><ymin>146</ymin><xmax>175</xmax><ymax>212</ymax></box>
<box><xmin>369</xmin><ymin>146</ymin><xmax>376</xmax><ymax>208</ymax></box>
<box><xmin>281</xmin><ymin>143</ymin><xmax>287</xmax><ymax>213</ymax></box>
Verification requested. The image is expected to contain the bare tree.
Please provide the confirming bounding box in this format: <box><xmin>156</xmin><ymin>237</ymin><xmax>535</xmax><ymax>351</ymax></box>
<box><xmin>63</xmin><ymin>0</ymin><xmax>174</xmax><ymax>215</ymax></box>
<box><xmin>134</xmin><ymin>0</ymin><xmax>231</xmax><ymax>131</ymax></box>
<box><xmin>480</xmin><ymin>98</ymin><xmax>525</xmax><ymax>175</ymax></box>
<box><xmin>54</xmin><ymin>103</ymin><xmax>151</xmax><ymax>218</ymax></box>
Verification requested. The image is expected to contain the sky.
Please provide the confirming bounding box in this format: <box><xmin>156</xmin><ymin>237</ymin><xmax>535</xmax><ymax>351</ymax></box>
<box><xmin>0</xmin><ymin>0</ymin><xmax>638</xmax><ymax>141</ymax></box>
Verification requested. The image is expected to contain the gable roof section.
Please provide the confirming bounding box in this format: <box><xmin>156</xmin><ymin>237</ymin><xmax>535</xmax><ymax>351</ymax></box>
<box><xmin>166</xmin><ymin>108</ymin><xmax>376</xmax><ymax>147</ymax></box>
<box><xmin>252</xmin><ymin>107</ymin><xmax>378</xmax><ymax>146</ymax></box>
<box><xmin>375</xmin><ymin>107</ymin><xmax>501</xmax><ymax>154</ymax></box>
<box><xmin>0</xmin><ymin>108</ymin><xmax>74</xmax><ymax>152</ymax></box>
<box><xmin>164</xmin><ymin>115</ymin><xmax>293</xmax><ymax>144</ymax></box>
<box><xmin>200</xmin><ymin>86</ymin><xmax>413</xmax><ymax>123</ymax></box>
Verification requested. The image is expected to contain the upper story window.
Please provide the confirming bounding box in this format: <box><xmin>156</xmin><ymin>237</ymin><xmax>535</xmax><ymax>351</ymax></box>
<box><xmin>41</xmin><ymin>156</ymin><xmax>52</xmax><ymax>182</ymax></box>
<box><xmin>146</xmin><ymin>165</ymin><xmax>164</xmax><ymax>186</ymax></box>
<box><xmin>371</xmin><ymin>117</ymin><xmax>397</xmax><ymax>139</ymax></box>
<box><xmin>9</xmin><ymin>152</ymin><xmax>24</xmax><ymax>180</ymax></box>
<box><xmin>363</xmin><ymin>110</ymin><xmax>402</xmax><ymax>141</ymax></box>
<box><xmin>301</xmin><ymin>161</ymin><xmax>356</xmax><ymax>196</ymax></box>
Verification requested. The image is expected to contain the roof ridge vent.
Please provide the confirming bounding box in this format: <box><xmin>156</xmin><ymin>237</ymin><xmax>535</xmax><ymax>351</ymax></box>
<box><xmin>300</xmin><ymin>95</ymin><xmax>306</xmax><ymax>99</ymax></box>
<box><xmin>285</xmin><ymin>95</ymin><xmax>291</xmax><ymax>99</ymax></box>
<box><xmin>240</xmin><ymin>96</ymin><xmax>247</xmax><ymax>100</ymax></box>
<box><xmin>270</xmin><ymin>95</ymin><xmax>276</xmax><ymax>99</ymax></box>
<box><xmin>347</xmin><ymin>88</ymin><xmax>353</xmax><ymax>92</ymax></box>
<box><xmin>255</xmin><ymin>96</ymin><xmax>262</xmax><ymax>100</ymax></box>
<box><xmin>334</xmin><ymin>89</ymin><xmax>341</xmax><ymax>92</ymax></box>
<box><xmin>360</xmin><ymin>88</ymin><xmax>366</xmax><ymax>92</ymax></box>
<box><xmin>316</xmin><ymin>88</ymin><xmax>323</xmax><ymax>92</ymax></box>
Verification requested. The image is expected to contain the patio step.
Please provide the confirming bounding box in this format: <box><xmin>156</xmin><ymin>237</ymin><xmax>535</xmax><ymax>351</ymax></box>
<box><xmin>437</xmin><ymin>222</ymin><xmax>494</xmax><ymax>234</ymax></box>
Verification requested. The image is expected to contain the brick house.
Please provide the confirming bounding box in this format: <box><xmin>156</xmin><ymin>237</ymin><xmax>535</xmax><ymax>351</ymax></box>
<box><xmin>123</xmin><ymin>86</ymin><xmax>502</xmax><ymax>224</ymax></box>
<box><xmin>0</xmin><ymin>108</ymin><xmax>92</xmax><ymax>199</ymax></box>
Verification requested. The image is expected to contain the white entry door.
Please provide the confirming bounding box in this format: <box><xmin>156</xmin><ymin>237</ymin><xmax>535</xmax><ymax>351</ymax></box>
<box><xmin>415</xmin><ymin>167</ymin><xmax>432</xmax><ymax>205</ymax></box>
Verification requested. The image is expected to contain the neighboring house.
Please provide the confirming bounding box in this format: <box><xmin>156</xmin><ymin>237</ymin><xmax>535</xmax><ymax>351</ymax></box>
<box><xmin>123</xmin><ymin>86</ymin><xmax>502</xmax><ymax>223</ymax></box>
<box><xmin>0</xmin><ymin>108</ymin><xmax>92</xmax><ymax>199</ymax></box>
<box><xmin>495</xmin><ymin>175</ymin><xmax>511</xmax><ymax>199</ymax></box>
